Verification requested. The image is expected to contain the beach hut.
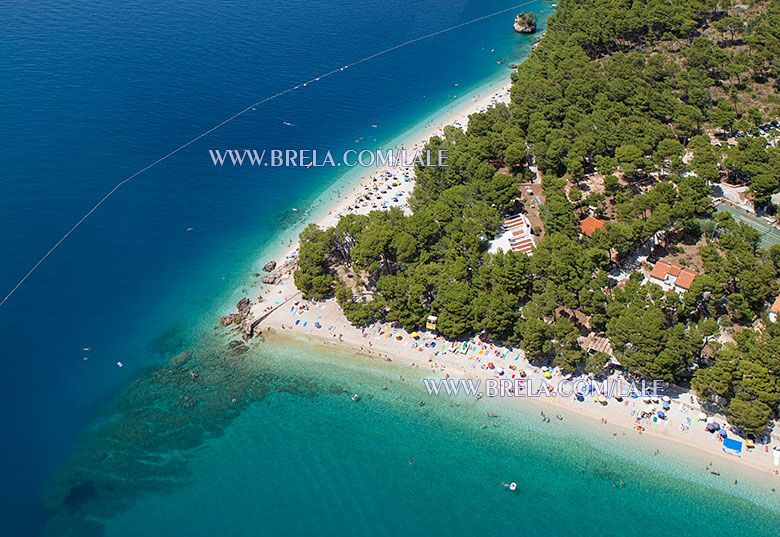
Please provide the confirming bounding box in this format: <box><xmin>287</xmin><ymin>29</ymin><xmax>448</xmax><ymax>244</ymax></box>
<box><xmin>426</xmin><ymin>315</ymin><xmax>438</xmax><ymax>331</ymax></box>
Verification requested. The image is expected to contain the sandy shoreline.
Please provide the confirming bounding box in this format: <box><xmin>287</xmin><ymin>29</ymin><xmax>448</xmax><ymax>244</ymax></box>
<box><xmin>254</xmin><ymin>77</ymin><xmax>515</xmax><ymax>267</ymax></box>
<box><xmin>255</xmin><ymin>293</ymin><xmax>780</xmax><ymax>483</ymax></box>
<box><xmin>222</xmin><ymin>72</ymin><xmax>780</xmax><ymax>490</ymax></box>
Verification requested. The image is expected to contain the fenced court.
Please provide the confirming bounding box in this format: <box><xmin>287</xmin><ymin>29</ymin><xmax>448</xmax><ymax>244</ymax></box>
<box><xmin>715</xmin><ymin>203</ymin><xmax>780</xmax><ymax>249</ymax></box>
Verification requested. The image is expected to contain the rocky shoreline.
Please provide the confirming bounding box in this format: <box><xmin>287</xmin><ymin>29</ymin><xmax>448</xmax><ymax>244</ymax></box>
<box><xmin>219</xmin><ymin>256</ymin><xmax>299</xmax><ymax>343</ymax></box>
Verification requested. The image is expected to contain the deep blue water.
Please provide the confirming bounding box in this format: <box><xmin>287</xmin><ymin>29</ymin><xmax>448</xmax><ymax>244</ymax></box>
<box><xmin>0</xmin><ymin>0</ymin><xmax>550</xmax><ymax>534</ymax></box>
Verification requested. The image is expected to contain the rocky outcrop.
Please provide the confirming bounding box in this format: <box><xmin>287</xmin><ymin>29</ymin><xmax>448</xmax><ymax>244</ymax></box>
<box><xmin>261</xmin><ymin>272</ymin><xmax>283</xmax><ymax>285</ymax></box>
<box><xmin>237</xmin><ymin>297</ymin><xmax>251</xmax><ymax>317</ymax></box>
<box><xmin>514</xmin><ymin>12</ymin><xmax>537</xmax><ymax>33</ymax></box>
<box><xmin>220</xmin><ymin>297</ymin><xmax>253</xmax><ymax>326</ymax></box>
<box><xmin>260</xmin><ymin>257</ymin><xmax>297</xmax><ymax>285</ymax></box>
<box><xmin>220</xmin><ymin>313</ymin><xmax>243</xmax><ymax>326</ymax></box>
<box><xmin>262</xmin><ymin>260</ymin><xmax>276</xmax><ymax>272</ymax></box>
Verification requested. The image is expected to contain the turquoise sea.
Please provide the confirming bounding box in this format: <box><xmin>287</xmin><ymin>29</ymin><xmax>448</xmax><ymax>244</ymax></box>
<box><xmin>1</xmin><ymin>0</ymin><xmax>778</xmax><ymax>535</ymax></box>
<box><xmin>54</xmin><ymin>336</ymin><xmax>780</xmax><ymax>536</ymax></box>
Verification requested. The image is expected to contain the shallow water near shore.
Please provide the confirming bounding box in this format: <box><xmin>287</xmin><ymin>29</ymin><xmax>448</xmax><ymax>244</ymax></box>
<box><xmin>50</xmin><ymin>336</ymin><xmax>779</xmax><ymax>537</ymax></box>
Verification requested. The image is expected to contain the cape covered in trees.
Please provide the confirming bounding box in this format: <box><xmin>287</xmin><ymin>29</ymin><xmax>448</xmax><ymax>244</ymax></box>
<box><xmin>294</xmin><ymin>0</ymin><xmax>780</xmax><ymax>435</ymax></box>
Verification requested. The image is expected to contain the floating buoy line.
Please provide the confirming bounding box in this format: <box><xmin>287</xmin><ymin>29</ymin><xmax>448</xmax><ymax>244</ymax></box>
<box><xmin>0</xmin><ymin>1</ymin><xmax>538</xmax><ymax>309</ymax></box>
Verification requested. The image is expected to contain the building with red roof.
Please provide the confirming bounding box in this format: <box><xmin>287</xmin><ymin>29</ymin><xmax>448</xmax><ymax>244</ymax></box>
<box><xmin>500</xmin><ymin>213</ymin><xmax>536</xmax><ymax>255</ymax></box>
<box><xmin>770</xmin><ymin>294</ymin><xmax>780</xmax><ymax>323</ymax></box>
<box><xmin>579</xmin><ymin>216</ymin><xmax>606</xmax><ymax>237</ymax></box>
<box><xmin>648</xmin><ymin>260</ymin><xmax>699</xmax><ymax>293</ymax></box>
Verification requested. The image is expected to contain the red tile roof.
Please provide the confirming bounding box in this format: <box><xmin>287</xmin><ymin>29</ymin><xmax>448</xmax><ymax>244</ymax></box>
<box><xmin>771</xmin><ymin>294</ymin><xmax>780</xmax><ymax>314</ymax></box>
<box><xmin>675</xmin><ymin>268</ymin><xmax>698</xmax><ymax>290</ymax></box>
<box><xmin>649</xmin><ymin>261</ymin><xmax>699</xmax><ymax>290</ymax></box>
<box><xmin>580</xmin><ymin>216</ymin><xmax>606</xmax><ymax>237</ymax></box>
<box><xmin>504</xmin><ymin>214</ymin><xmax>536</xmax><ymax>254</ymax></box>
<box><xmin>667</xmin><ymin>263</ymin><xmax>683</xmax><ymax>277</ymax></box>
<box><xmin>649</xmin><ymin>260</ymin><xmax>671</xmax><ymax>280</ymax></box>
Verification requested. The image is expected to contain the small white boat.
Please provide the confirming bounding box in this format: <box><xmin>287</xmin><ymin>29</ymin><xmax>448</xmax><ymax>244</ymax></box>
<box><xmin>509</xmin><ymin>482</ymin><xmax>517</xmax><ymax>491</ymax></box>
<box><xmin>352</xmin><ymin>394</ymin><xmax>360</xmax><ymax>402</ymax></box>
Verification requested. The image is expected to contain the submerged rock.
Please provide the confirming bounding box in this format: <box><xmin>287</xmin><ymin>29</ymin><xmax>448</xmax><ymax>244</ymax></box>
<box><xmin>230</xmin><ymin>344</ymin><xmax>250</xmax><ymax>356</ymax></box>
<box><xmin>167</xmin><ymin>352</ymin><xmax>190</xmax><ymax>369</ymax></box>
<box><xmin>42</xmin><ymin>333</ymin><xmax>301</xmax><ymax>534</ymax></box>
<box><xmin>227</xmin><ymin>339</ymin><xmax>244</xmax><ymax>350</ymax></box>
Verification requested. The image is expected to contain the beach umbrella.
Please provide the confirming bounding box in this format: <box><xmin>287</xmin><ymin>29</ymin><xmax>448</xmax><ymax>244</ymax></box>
<box><xmin>662</xmin><ymin>402</ymin><xmax>670</xmax><ymax>410</ymax></box>
<box><xmin>719</xmin><ymin>429</ymin><xmax>728</xmax><ymax>438</ymax></box>
<box><xmin>411</xmin><ymin>332</ymin><xmax>419</xmax><ymax>339</ymax></box>
<box><xmin>706</xmin><ymin>423</ymin><xmax>717</xmax><ymax>432</ymax></box>
<box><xmin>662</xmin><ymin>395</ymin><xmax>671</xmax><ymax>403</ymax></box>
<box><xmin>657</xmin><ymin>411</ymin><xmax>666</xmax><ymax>419</ymax></box>
<box><xmin>698</xmin><ymin>412</ymin><xmax>707</xmax><ymax>421</ymax></box>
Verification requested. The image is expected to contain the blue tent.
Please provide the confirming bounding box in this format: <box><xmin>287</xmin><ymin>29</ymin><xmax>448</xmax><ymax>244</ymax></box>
<box><xmin>722</xmin><ymin>437</ymin><xmax>743</xmax><ymax>457</ymax></box>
